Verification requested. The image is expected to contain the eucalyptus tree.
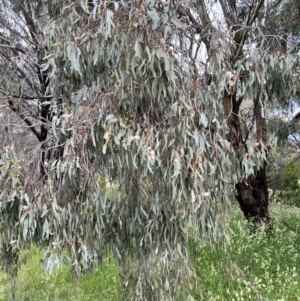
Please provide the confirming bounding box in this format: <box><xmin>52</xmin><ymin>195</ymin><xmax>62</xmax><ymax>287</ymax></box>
<box><xmin>0</xmin><ymin>0</ymin><xmax>299</xmax><ymax>300</ymax></box>
<box><xmin>44</xmin><ymin>0</ymin><xmax>298</xmax><ymax>222</ymax></box>
<box><xmin>44</xmin><ymin>0</ymin><xmax>296</xmax><ymax>294</ymax></box>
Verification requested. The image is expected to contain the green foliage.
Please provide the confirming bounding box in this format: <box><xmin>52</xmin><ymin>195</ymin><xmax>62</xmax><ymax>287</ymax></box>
<box><xmin>0</xmin><ymin>148</ymin><xmax>32</xmax><ymax>274</ymax></box>
<box><xmin>266</xmin><ymin>146</ymin><xmax>296</xmax><ymax>191</ymax></box>
<box><xmin>1</xmin><ymin>206</ymin><xmax>299</xmax><ymax>301</ymax></box>
<box><xmin>265</xmin><ymin>0</ymin><xmax>300</xmax><ymax>37</ymax></box>
<box><xmin>190</xmin><ymin>205</ymin><xmax>300</xmax><ymax>300</ymax></box>
<box><xmin>1</xmin><ymin>1</ymin><xmax>299</xmax><ymax>300</ymax></box>
<box><xmin>267</xmin><ymin>115</ymin><xmax>290</xmax><ymax>146</ymax></box>
<box><xmin>0</xmin><ymin>246</ymin><xmax>123</xmax><ymax>301</ymax></box>
<box><xmin>278</xmin><ymin>163</ymin><xmax>300</xmax><ymax>206</ymax></box>
<box><xmin>280</xmin><ymin>163</ymin><xmax>300</xmax><ymax>190</ymax></box>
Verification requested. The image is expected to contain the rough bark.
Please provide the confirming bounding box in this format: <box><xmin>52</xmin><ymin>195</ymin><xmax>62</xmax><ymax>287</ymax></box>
<box><xmin>235</xmin><ymin>165</ymin><xmax>270</xmax><ymax>222</ymax></box>
<box><xmin>235</xmin><ymin>96</ymin><xmax>271</xmax><ymax>225</ymax></box>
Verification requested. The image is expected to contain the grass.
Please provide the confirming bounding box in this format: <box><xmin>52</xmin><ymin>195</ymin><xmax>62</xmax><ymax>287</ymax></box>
<box><xmin>0</xmin><ymin>204</ymin><xmax>299</xmax><ymax>301</ymax></box>
<box><xmin>191</xmin><ymin>204</ymin><xmax>300</xmax><ymax>301</ymax></box>
<box><xmin>0</xmin><ymin>249</ymin><xmax>123</xmax><ymax>301</ymax></box>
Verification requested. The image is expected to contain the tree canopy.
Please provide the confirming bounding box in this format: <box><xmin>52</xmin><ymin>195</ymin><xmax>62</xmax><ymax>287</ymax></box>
<box><xmin>0</xmin><ymin>1</ymin><xmax>299</xmax><ymax>300</ymax></box>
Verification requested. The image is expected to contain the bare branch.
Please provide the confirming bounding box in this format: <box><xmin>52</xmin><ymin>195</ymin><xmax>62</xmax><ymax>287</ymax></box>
<box><xmin>219</xmin><ymin>0</ymin><xmax>238</xmax><ymax>27</ymax></box>
<box><xmin>7</xmin><ymin>99</ymin><xmax>42</xmax><ymax>141</ymax></box>
<box><xmin>194</xmin><ymin>0</ymin><xmax>216</xmax><ymax>52</ymax></box>
<box><xmin>248</xmin><ymin>0</ymin><xmax>265</xmax><ymax>26</ymax></box>
<box><xmin>234</xmin><ymin>0</ymin><xmax>266</xmax><ymax>58</ymax></box>
<box><xmin>0</xmin><ymin>88</ymin><xmax>52</xmax><ymax>100</ymax></box>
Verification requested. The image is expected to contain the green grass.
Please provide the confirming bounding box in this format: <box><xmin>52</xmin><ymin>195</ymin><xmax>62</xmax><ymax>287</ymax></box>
<box><xmin>0</xmin><ymin>248</ymin><xmax>123</xmax><ymax>301</ymax></box>
<box><xmin>1</xmin><ymin>205</ymin><xmax>300</xmax><ymax>301</ymax></box>
<box><xmin>190</xmin><ymin>204</ymin><xmax>300</xmax><ymax>301</ymax></box>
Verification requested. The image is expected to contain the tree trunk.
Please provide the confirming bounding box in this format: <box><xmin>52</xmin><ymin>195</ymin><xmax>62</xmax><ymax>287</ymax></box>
<box><xmin>235</xmin><ymin>163</ymin><xmax>270</xmax><ymax>223</ymax></box>
<box><xmin>223</xmin><ymin>89</ymin><xmax>271</xmax><ymax>226</ymax></box>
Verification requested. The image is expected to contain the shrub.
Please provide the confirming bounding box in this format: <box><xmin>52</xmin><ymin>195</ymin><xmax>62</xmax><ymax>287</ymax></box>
<box><xmin>278</xmin><ymin>163</ymin><xmax>300</xmax><ymax>206</ymax></box>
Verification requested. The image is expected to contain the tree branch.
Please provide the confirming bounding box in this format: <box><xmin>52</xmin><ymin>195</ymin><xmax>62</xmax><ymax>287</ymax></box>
<box><xmin>0</xmin><ymin>32</ymin><xmax>44</xmax><ymax>70</ymax></box>
<box><xmin>0</xmin><ymin>88</ymin><xmax>52</xmax><ymax>100</ymax></box>
<box><xmin>7</xmin><ymin>100</ymin><xmax>42</xmax><ymax>141</ymax></box>
<box><xmin>234</xmin><ymin>0</ymin><xmax>266</xmax><ymax>58</ymax></box>
<box><xmin>248</xmin><ymin>0</ymin><xmax>265</xmax><ymax>26</ymax></box>
<box><xmin>194</xmin><ymin>0</ymin><xmax>216</xmax><ymax>52</ymax></box>
<box><xmin>219</xmin><ymin>0</ymin><xmax>238</xmax><ymax>27</ymax></box>
<box><xmin>271</xmin><ymin>0</ymin><xmax>285</xmax><ymax>9</ymax></box>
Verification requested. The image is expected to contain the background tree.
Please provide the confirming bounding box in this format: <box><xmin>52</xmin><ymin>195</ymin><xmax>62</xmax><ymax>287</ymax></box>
<box><xmin>0</xmin><ymin>0</ymin><xmax>52</xmax><ymax>179</ymax></box>
<box><xmin>0</xmin><ymin>2</ymin><xmax>54</xmax><ymax>298</ymax></box>
<box><xmin>199</xmin><ymin>0</ymin><xmax>299</xmax><ymax>222</ymax></box>
<box><xmin>261</xmin><ymin>0</ymin><xmax>300</xmax><ymax>207</ymax></box>
<box><xmin>278</xmin><ymin>162</ymin><xmax>300</xmax><ymax>206</ymax></box>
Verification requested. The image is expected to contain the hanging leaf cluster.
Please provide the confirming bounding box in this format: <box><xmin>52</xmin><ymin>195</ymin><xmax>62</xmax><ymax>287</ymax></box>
<box><xmin>0</xmin><ymin>1</ymin><xmax>298</xmax><ymax>300</ymax></box>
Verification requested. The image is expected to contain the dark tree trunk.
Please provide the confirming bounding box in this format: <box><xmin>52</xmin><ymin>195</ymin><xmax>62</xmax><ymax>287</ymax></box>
<box><xmin>235</xmin><ymin>98</ymin><xmax>272</xmax><ymax>229</ymax></box>
<box><xmin>235</xmin><ymin>163</ymin><xmax>270</xmax><ymax>222</ymax></box>
<box><xmin>223</xmin><ymin>89</ymin><xmax>271</xmax><ymax>227</ymax></box>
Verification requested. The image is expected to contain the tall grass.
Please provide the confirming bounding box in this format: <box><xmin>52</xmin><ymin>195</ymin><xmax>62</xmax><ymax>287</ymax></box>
<box><xmin>0</xmin><ymin>248</ymin><xmax>123</xmax><ymax>301</ymax></box>
<box><xmin>0</xmin><ymin>205</ymin><xmax>299</xmax><ymax>301</ymax></box>
<box><xmin>191</xmin><ymin>204</ymin><xmax>300</xmax><ymax>301</ymax></box>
